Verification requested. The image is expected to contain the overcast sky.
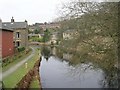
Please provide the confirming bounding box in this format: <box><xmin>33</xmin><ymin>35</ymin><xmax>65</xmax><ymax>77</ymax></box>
<box><xmin>0</xmin><ymin>0</ymin><xmax>119</xmax><ymax>25</ymax></box>
<box><xmin>0</xmin><ymin>0</ymin><xmax>69</xmax><ymax>25</ymax></box>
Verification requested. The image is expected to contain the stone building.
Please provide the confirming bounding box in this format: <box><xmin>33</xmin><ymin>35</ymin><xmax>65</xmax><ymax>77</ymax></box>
<box><xmin>63</xmin><ymin>30</ymin><xmax>79</xmax><ymax>40</ymax></box>
<box><xmin>33</xmin><ymin>22</ymin><xmax>60</xmax><ymax>31</ymax></box>
<box><xmin>2</xmin><ymin>17</ymin><xmax>28</xmax><ymax>48</ymax></box>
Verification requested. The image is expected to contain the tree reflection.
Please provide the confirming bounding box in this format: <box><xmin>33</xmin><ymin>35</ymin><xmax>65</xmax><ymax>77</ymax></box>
<box><xmin>41</xmin><ymin>46</ymin><xmax>51</xmax><ymax>61</ymax></box>
<box><xmin>55</xmin><ymin>47</ymin><xmax>118</xmax><ymax>88</ymax></box>
<box><xmin>40</xmin><ymin>46</ymin><xmax>118</xmax><ymax>88</ymax></box>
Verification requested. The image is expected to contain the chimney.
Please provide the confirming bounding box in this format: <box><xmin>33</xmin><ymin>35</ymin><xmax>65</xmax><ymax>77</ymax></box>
<box><xmin>0</xmin><ymin>18</ymin><xmax>2</xmax><ymax>22</ymax></box>
<box><xmin>25</xmin><ymin>20</ymin><xmax>27</xmax><ymax>23</ymax></box>
<box><xmin>11</xmin><ymin>17</ymin><xmax>14</xmax><ymax>22</ymax></box>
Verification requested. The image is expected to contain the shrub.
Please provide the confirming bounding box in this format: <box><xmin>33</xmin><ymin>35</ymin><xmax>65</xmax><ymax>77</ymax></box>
<box><xmin>18</xmin><ymin>47</ymin><xmax>25</xmax><ymax>52</ymax></box>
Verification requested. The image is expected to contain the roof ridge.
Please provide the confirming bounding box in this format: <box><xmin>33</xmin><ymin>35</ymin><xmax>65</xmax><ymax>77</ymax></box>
<box><xmin>2</xmin><ymin>22</ymin><xmax>28</xmax><ymax>29</ymax></box>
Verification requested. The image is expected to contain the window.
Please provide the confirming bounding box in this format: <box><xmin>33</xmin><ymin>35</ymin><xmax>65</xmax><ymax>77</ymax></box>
<box><xmin>16</xmin><ymin>32</ymin><xmax>20</xmax><ymax>38</ymax></box>
<box><xmin>16</xmin><ymin>41</ymin><xmax>20</xmax><ymax>47</ymax></box>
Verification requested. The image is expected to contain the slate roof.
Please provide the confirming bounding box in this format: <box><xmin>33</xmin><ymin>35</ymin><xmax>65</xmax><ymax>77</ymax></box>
<box><xmin>1</xmin><ymin>24</ymin><xmax>13</xmax><ymax>31</ymax></box>
<box><xmin>2</xmin><ymin>22</ymin><xmax>28</xmax><ymax>29</ymax></box>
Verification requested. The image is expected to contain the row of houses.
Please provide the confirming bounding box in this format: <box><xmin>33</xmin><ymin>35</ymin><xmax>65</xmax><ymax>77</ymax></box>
<box><xmin>29</xmin><ymin>22</ymin><xmax>79</xmax><ymax>44</ymax></box>
<box><xmin>33</xmin><ymin>22</ymin><xmax>60</xmax><ymax>30</ymax></box>
<box><xmin>29</xmin><ymin>22</ymin><xmax>60</xmax><ymax>34</ymax></box>
<box><xmin>39</xmin><ymin>22</ymin><xmax>60</xmax><ymax>30</ymax></box>
<box><xmin>28</xmin><ymin>22</ymin><xmax>61</xmax><ymax>44</ymax></box>
<box><xmin>0</xmin><ymin>17</ymin><xmax>80</xmax><ymax>58</ymax></box>
<box><xmin>0</xmin><ymin>17</ymin><xmax>28</xmax><ymax>58</ymax></box>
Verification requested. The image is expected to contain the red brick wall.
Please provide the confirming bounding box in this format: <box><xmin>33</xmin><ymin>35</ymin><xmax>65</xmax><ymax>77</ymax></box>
<box><xmin>2</xmin><ymin>30</ymin><xmax>14</xmax><ymax>58</ymax></box>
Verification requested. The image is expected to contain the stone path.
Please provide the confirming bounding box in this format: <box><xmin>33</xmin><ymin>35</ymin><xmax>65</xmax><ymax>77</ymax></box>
<box><xmin>1</xmin><ymin>47</ymin><xmax>35</xmax><ymax>79</ymax></box>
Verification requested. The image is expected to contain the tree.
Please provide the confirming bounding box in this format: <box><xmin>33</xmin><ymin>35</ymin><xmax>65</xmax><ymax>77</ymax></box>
<box><xmin>58</xmin><ymin>2</ymin><xmax>119</xmax><ymax>88</ymax></box>
<box><xmin>59</xmin><ymin>1</ymin><xmax>118</xmax><ymax>47</ymax></box>
<box><xmin>43</xmin><ymin>29</ymin><xmax>51</xmax><ymax>42</ymax></box>
<box><xmin>34</xmin><ymin>29</ymin><xmax>40</xmax><ymax>34</ymax></box>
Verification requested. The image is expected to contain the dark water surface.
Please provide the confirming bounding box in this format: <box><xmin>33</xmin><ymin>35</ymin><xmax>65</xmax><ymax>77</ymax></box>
<box><xmin>39</xmin><ymin>46</ymin><xmax>118</xmax><ymax>88</ymax></box>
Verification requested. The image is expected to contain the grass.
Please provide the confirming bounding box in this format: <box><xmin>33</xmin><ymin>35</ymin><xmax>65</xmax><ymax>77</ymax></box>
<box><xmin>2</xmin><ymin>50</ymin><xmax>32</xmax><ymax>72</ymax></box>
<box><xmin>0</xmin><ymin>47</ymin><xmax>32</xmax><ymax>72</ymax></box>
<box><xmin>3</xmin><ymin>47</ymin><xmax>40</xmax><ymax>88</ymax></box>
<box><xmin>29</xmin><ymin>77</ymin><xmax>41</xmax><ymax>88</ymax></box>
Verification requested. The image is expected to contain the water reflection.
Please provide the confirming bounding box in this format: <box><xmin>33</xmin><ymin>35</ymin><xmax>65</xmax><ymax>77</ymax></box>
<box><xmin>41</xmin><ymin>46</ymin><xmax>51</xmax><ymax>61</ymax></box>
<box><xmin>40</xmin><ymin>46</ymin><xmax>118</xmax><ymax>88</ymax></box>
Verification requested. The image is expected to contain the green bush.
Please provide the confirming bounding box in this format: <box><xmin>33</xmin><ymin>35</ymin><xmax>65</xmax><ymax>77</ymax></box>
<box><xmin>18</xmin><ymin>47</ymin><xmax>25</xmax><ymax>52</ymax></box>
<box><xmin>29</xmin><ymin>37</ymin><xmax>43</xmax><ymax>42</ymax></box>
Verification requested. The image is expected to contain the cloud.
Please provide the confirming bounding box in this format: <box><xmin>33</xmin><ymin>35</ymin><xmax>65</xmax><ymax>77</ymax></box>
<box><xmin>0</xmin><ymin>0</ymin><xmax>68</xmax><ymax>24</ymax></box>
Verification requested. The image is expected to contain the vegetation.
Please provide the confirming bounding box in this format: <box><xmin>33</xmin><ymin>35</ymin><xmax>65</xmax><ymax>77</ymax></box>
<box><xmin>56</xmin><ymin>1</ymin><xmax>118</xmax><ymax>88</ymax></box>
<box><xmin>2</xmin><ymin>48</ymin><xmax>31</xmax><ymax>70</ymax></box>
<box><xmin>3</xmin><ymin>47</ymin><xmax>40</xmax><ymax>88</ymax></box>
<box><xmin>29</xmin><ymin>28</ymin><xmax>51</xmax><ymax>43</ymax></box>
<box><xmin>34</xmin><ymin>29</ymin><xmax>40</xmax><ymax>34</ymax></box>
<box><xmin>43</xmin><ymin>29</ymin><xmax>51</xmax><ymax>42</ymax></box>
<box><xmin>58</xmin><ymin>1</ymin><xmax>118</xmax><ymax>60</ymax></box>
<box><xmin>17</xmin><ymin>46</ymin><xmax>25</xmax><ymax>52</ymax></box>
<box><xmin>29</xmin><ymin>36</ymin><xmax>43</xmax><ymax>42</ymax></box>
<box><xmin>29</xmin><ymin>78</ymin><xmax>40</xmax><ymax>88</ymax></box>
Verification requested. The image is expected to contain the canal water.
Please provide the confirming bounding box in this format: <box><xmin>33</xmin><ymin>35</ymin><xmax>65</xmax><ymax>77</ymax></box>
<box><xmin>39</xmin><ymin>46</ymin><xmax>118</xmax><ymax>88</ymax></box>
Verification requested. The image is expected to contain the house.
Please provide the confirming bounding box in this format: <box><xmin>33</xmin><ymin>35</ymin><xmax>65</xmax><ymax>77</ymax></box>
<box><xmin>39</xmin><ymin>22</ymin><xmax>60</xmax><ymax>30</ymax></box>
<box><xmin>0</xmin><ymin>19</ymin><xmax>14</xmax><ymax>58</ymax></box>
<box><xmin>29</xmin><ymin>25</ymin><xmax>36</xmax><ymax>34</ymax></box>
<box><xmin>2</xmin><ymin>17</ymin><xmax>28</xmax><ymax>48</ymax></box>
<box><xmin>50</xmin><ymin>32</ymin><xmax>58</xmax><ymax>44</ymax></box>
<box><xmin>63</xmin><ymin>30</ymin><xmax>79</xmax><ymax>40</ymax></box>
<box><xmin>29</xmin><ymin>24</ymin><xmax>44</xmax><ymax>37</ymax></box>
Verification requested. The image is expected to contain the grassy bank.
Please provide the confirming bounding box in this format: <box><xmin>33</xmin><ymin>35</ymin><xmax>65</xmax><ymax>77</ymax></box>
<box><xmin>3</xmin><ymin>47</ymin><xmax>40</xmax><ymax>88</ymax></box>
<box><xmin>2</xmin><ymin>48</ymin><xmax>32</xmax><ymax>72</ymax></box>
<box><xmin>29</xmin><ymin>74</ymin><xmax>41</xmax><ymax>88</ymax></box>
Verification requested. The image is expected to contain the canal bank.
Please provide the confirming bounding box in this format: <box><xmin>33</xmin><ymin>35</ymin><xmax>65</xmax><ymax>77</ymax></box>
<box><xmin>14</xmin><ymin>47</ymin><xmax>43</xmax><ymax>89</ymax></box>
<box><xmin>3</xmin><ymin>46</ymin><xmax>42</xmax><ymax>89</ymax></box>
<box><xmin>29</xmin><ymin>57</ymin><xmax>42</xmax><ymax>88</ymax></box>
<box><xmin>15</xmin><ymin>57</ymin><xmax>42</xmax><ymax>89</ymax></box>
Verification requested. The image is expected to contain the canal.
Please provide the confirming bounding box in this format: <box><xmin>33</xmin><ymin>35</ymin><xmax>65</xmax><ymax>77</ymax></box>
<box><xmin>39</xmin><ymin>46</ymin><xmax>118</xmax><ymax>88</ymax></box>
